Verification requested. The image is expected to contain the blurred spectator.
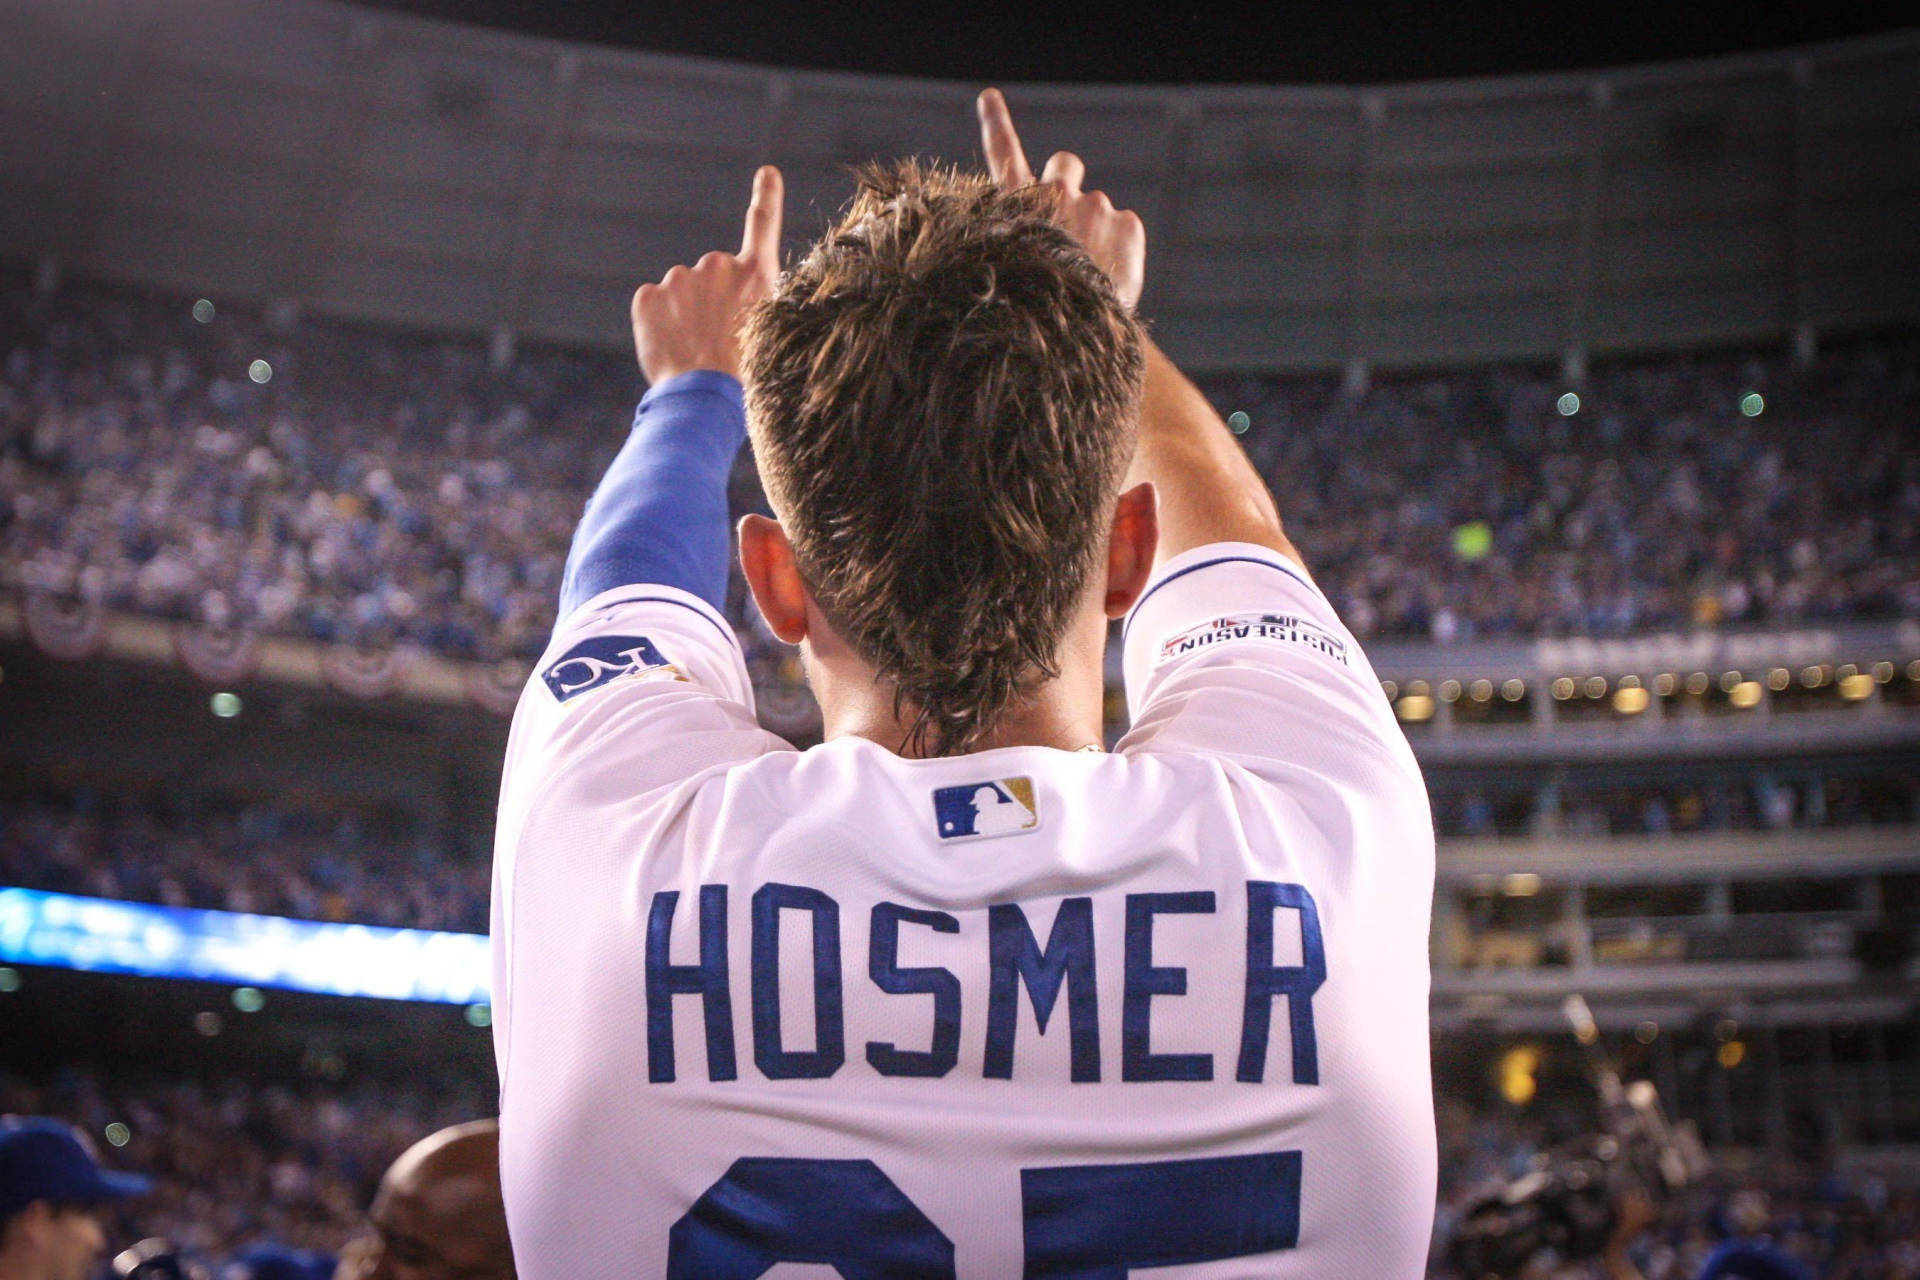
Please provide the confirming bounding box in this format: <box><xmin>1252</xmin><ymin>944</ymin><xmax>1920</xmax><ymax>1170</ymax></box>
<box><xmin>332</xmin><ymin>1121</ymin><xmax>511</xmax><ymax>1280</ymax></box>
<box><xmin>0</xmin><ymin>1073</ymin><xmax>491</xmax><ymax>1266</ymax></box>
<box><xmin>0</xmin><ymin>1116</ymin><xmax>150</xmax><ymax>1280</ymax></box>
<box><xmin>0</xmin><ymin>794</ymin><xmax>488</xmax><ymax>934</ymax></box>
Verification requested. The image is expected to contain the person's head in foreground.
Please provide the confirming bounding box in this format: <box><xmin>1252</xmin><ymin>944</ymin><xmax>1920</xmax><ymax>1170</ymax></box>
<box><xmin>332</xmin><ymin>1120</ymin><xmax>512</xmax><ymax>1280</ymax></box>
<box><xmin>738</xmin><ymin>158</ymin><xmax>1152</xmax><ymax>757</ymax></box>
<box><xmin>0</xmin><ymin>1116</ymin><xmax>150</xmax><ymax>1280</ymax></box>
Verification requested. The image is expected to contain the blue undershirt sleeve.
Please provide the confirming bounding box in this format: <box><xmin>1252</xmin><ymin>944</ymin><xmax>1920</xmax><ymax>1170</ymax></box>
<box><xmin>557</xmin><ymin>369</ymin><xmax>746</xmax><ymax>620</ymax></box>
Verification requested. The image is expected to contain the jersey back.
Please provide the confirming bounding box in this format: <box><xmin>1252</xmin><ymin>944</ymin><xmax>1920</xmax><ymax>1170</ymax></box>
<box><xmin>493</xmin><ymin>543</ymin><xmax>1437</xmax><ymax>1277</ymax></box>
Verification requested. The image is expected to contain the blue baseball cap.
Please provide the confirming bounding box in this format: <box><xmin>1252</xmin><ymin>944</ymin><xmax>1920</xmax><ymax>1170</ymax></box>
<box><xmin>0</xmin><ymin>1117</ymin><xmax>152</xmax><ymax>1221</ymax></box>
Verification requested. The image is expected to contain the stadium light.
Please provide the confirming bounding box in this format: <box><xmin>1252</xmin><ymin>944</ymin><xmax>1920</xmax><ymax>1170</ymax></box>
<box><xmin>1728</xmin><ymin>681</ymin><xmax>1764</xmax><ymax>709</ymax></box>
<box><xmin>1611</xmin><ymin>686</ymin><xmax>1649</xmax><ymax>715</ymax></box>
<box><xmin>1498</xmin><ymin>1046</ymin><xmax>1541</xmax><ymax>1106</ymax></box>
<box><xmin>1395</xmin><ymin>694</ymin><xmax>1435</xmax><ymax>723</ymax></box>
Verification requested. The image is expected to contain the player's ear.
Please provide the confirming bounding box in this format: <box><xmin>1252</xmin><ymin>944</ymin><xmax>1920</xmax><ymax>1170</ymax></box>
<box><xmin>738</xmin><ymin>513</ymin><xmax>810</xmax><ymax>644</ymax></box>
<box><xmin>1103</xmin><ymin>481</ymin><xmax>1158</xmax><ymax>619</ymax></box>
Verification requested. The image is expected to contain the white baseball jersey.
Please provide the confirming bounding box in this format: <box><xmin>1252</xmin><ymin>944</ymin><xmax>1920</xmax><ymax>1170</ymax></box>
<box><xmin>492</xmin><ymin>541</ymin><xmax>1436</xmax><ymax>1278</ymax></box>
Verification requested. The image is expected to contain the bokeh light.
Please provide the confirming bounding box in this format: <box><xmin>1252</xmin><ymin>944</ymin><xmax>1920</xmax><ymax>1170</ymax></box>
<box><xmin>1740</xmin><ymin>392</ymin><xmax>1764</xmax><ymax>416</ymax></box>
<box><xmin>1226</xmin><ymin>410</ymin><xmax>1250</xmax><ymax>434</ymax></box>
<box><xmin>1451</xmin><ymin>521</ymin><xmax>1492</xmax><ymax>561</ymax></box>
<box><xmin>104</xmin><ymin>1123</ymin><xmax>131</xmax><ymax>1147</ymax></box>
<box><xmin>1556</xmin><ymin>392</ymin><xmax>1580</xmax><ymax>415</ymax></box>
<box><xmin>248</xmin><ymin>359</ymin><xmax>273</xmax><ymax>384</ymax></box>
<box><xmin>211</xmin><ymin>691</ymin><xmax>243</xmax><ymax>718</ymax></box>
<box><xmin>192</xmin><ymin>299</ymin><xmax>216</xmax><ymax>323</ymax></box>
<box><xmin>232</xmin><ymin>986</ymin><xmax>265</xmax><ymax>1013</ymax></box>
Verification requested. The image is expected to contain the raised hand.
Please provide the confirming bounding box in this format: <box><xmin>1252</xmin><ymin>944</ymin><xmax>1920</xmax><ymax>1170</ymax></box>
<box><xmin>630</xmin><ymin>164</ymin><xmax>785</xmax><ymax>385</ymax></box>
<box><xmin>977</xmin><ymin>87</ymin><xmax>1146</xmax><ymax>310</ymax></box>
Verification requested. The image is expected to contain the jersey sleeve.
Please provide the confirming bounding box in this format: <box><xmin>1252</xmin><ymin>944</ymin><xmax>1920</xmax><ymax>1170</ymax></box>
<box><xmin>499</xmin><ymin>583</ymin><xmax>785</xmax><ymax>822</ymax></box>
<box><xmin>1117</xmin><ymin>541</ymin><xmax>1419</xmax><ymax>793</ymax></box>
<box><xmin>491</xmin><ymin>584</ymin><xmax>788</xmax><ymax>1084</ymax></box>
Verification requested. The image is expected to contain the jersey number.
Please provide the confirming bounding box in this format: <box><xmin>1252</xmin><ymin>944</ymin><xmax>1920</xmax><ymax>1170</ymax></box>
<box><xmin>667</xmin><ymin>1150</ymin><xmax>1303</xmax><ymax>1277</ymax></box>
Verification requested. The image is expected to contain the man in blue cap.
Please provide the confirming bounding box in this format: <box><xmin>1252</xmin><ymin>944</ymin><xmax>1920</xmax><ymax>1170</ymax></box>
<box><xmin>0</xmin><ymin>1116</ymin><xmax>150</xmax><ymax>1280</ymax></box>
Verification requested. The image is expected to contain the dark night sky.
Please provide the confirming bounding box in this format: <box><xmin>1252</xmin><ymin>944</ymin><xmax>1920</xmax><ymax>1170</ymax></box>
<box><xmin>348</xmin><ymin>0</ymin><xmax>1915</xmax><ymax>85</ymax></box>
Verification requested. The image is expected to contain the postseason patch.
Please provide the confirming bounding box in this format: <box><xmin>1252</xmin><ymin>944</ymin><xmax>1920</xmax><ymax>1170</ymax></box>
<box><xmin>1155</xmin><ymin>612</ymin><xmax>1350</xmax><ymax>667</ymax></box>
<box><xmin>540</xmin><ymin>634</ymin><xmax>685</xmax><ymax>703</ymax></box>
<box><xmin>932</xmin><ymin>777</ymin><xmax>1040</xmax><ymax>842</ymax></box>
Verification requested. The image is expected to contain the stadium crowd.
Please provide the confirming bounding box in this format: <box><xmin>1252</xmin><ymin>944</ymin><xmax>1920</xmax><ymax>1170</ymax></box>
<box><xmin>0</xmin><ymin>1067</ymin><xmax>494</xmax><ymax>1268</ymax></box>
<box><xmin>0</xmin><ymin>792</ymin><xmax>490</xmax><ymax>933</ymax></box>
<box><xmin>1435</xmin><ymin>770</ymin><xmax>1920</xmax><ymax>840</ymax></box>
<box><xmin>3</xmin><ymin>268</ymin><xmax>1916</xmax><ymax>667</ymax></box>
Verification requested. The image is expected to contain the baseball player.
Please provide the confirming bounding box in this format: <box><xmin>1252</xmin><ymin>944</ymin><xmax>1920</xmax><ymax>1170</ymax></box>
<box><xmin>492</xmin><ymin>89</ymin><xmax>1436</xmax><ymax>1275</ymax></box>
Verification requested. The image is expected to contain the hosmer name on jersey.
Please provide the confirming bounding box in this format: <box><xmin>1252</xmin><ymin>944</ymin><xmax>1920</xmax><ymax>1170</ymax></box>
<box><xmin>1155</xmin><ymin>613</ymin><xmax>1349</xmax><ymax>667</ymax></box>
<box><xmin>644</xmin><ymin>879</ymin><xmax>1325</xmax><ymax>1087</ymax></box>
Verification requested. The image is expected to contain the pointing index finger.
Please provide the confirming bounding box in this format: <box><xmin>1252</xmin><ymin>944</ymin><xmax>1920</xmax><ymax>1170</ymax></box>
<box><xmin>977</xmin><ymin>88</ymin><xmax>1033</xmax><ymax>187</ymax></box>
<box><xmin>741</xmin><ymin>165</ymin><xmax>784</xmax><ymax>264</ymax></box>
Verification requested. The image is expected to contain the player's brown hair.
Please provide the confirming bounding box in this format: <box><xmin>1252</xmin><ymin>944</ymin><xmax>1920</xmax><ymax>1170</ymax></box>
<box><xmin>743</xmin><ymin>159</ymin><xmax>1145</xmax><ymax>757</ymax></box>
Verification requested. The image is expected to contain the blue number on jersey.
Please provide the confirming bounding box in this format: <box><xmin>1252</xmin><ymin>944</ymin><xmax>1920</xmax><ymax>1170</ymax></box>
<box><xmin>669</xmin><ymin>1152</ymin><xmax>1303</xmax><ymax>1276</ymax></box>
<box><xmin>667</xmin><ymin>1158</ymin><xmax>954</xmax><ymax>1278</ymax></box>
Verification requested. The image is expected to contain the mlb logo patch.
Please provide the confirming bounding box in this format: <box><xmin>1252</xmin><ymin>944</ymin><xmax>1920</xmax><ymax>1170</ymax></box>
<box><xmin>540</xmin><ymin>634</ymin><xmax>680</xmax><ymax>703</ymax></box>
<box><xmin>932</xmin><ymin>777</ymin><xmax>1040</xmax><ymax>842</ymax></box>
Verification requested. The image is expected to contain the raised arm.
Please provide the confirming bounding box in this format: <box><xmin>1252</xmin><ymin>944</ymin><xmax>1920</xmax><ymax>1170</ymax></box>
<box><xmin>556</xmin><ymin>166</ymin><xmax>785</xmax><ymax>619</ymax></box>
<box><xmin>977</xmin><ymin>89</ymin><xmax>1301</xmax><ymax>570</ymax></box>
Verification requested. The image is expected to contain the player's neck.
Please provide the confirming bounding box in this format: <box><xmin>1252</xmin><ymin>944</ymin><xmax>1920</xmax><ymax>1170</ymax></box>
<box><xmin>811</xmin><ymin>625</ymin><xmax>1109</xmax><ymax>758</ymax></box>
